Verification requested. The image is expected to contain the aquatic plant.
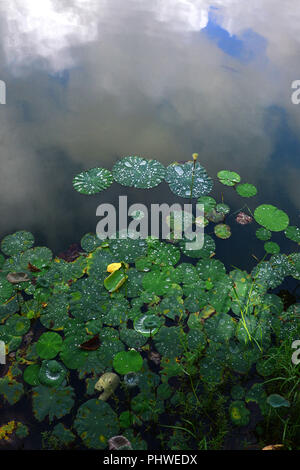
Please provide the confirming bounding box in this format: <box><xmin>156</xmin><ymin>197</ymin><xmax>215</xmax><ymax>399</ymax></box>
<box><xmin>0</xmin><ymin>155</ymin><xmax>299</xmax><ymax>450</ymax></box>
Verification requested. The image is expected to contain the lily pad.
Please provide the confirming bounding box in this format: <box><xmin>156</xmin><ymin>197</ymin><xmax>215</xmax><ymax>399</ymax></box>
<box><xmin>1</xmin><ymin>231</ymin><xmax>34</xmax><ymax>256</ymax></box>
<box><xmin>217</xmin><ymin>170</ymin><xmax>240</xmax><ymax>186</ymax></box>
<box><xmin>113</xmin><ymin>350</ymin><xmax>143</xmax><ymax>375</ymax></box>
<box><xmin>112</xmin><ymin>156</ymin><xmax>165</xmax><ymax>189</ymax></box>
<box><xmin>165</xmin><ymin>161</ymin><xmax>213</xmax><ymax>199</ymax></box>
<box><xmin>0</xmin><ymin>275</ymin><xmax>14</xmax><ymax>304</ymax></box>
<box><xmin>267</xmin><ymin>394</ymin><xmax>290</xmax><ymax>408</ymax></box>
<box><xmin>73</xmin><ymin>167</ymin><xmax>113</xmax><ymax>194</ymax></box>
<box><xmin>214</xmin><ymin>224</ymin><xmax>231</xmax><ymax>239</ymax></box>
<box><xmin>229</xmin><ymin>401</ymin><xmax>250</xmax><ymax>426</ymax></box>
<box><xmin>285</xmin><ymin>226</ymin><xmax>300</xmax><ymax>243</ymax></box>
<box><xmin>254</xmin><ymin>205</ymin><xmax>289</xmax><ymax>232</ymax></box>
<box><xmin>23</xmin><ymin>364</ymin><xmax>41</xmax><ymax>386</ymax></box>
<box><xmin>236</xmin><ymin>183</ymin><xmax>257</xmax><ymax>197</ymax></box>
<box><xmin>5</xmin><ymin>314</ymin><xmax>30</xmax><ymax>336</ymax></box>
<box><xmin>197</xmin><ymin>196</ymin><xmax>216</xmax><ymax>214</ymax></box>
<box><xmin>264</xmin><ymin>241</ymin><xmax>280</xmax><ymax>254</ymax></box>
<box><xmin>256</xmin><ymin>227</ymin><xmax>271</xmax><ymax>241</ymax></box>
<box><xmin>133</xmin><ymin>314</ymin><xmax>163</xmax><ymax>337</ymax></box>
<box><xmin>36</xmin><ymin>332</ymin><xmax>63</xmax><ymax>359</ymax></box>
<box><xmin>74</xmin><ymin>399</ymin><xmax>119</xmax><ymax>449</ymax></box>
<box><xmin>20</xmin><ymin>247</ymin><xmax>53</xmax><ymax>270</ymax></box>
<box><xmin>38</xmin><ymin>360</ymin><xmax>67</xmax><ymax>387</ymax></box>
<box><xmin>32</xmin><ymin>385</ymin><xmax>74</xmax><ymax>422</ymax></box>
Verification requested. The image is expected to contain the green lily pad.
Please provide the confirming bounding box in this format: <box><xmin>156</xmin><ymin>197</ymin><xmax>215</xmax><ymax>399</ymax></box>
<box><xmin>109</xmin><ymin>235</ymin><xmax>148</xmax><ymax>263</ymax></box>
<box><xmin>81</xmin><ymin>233</ymin><xmax>102</xmax><ymax>252</ymax></box>
<box><xmin>0</xmin><ymin>275</ymin><xmax>14</xmax><ymax>304</ymax></box>
<box><xmin>113</xmin><ymin>350</ymin><xmax>143</xmax><ymax>374</ymax></box>
<box><xmin>285</xmin><ymin>226</ymin><xmax>300</xmax><ymax>243</ymax></box>
<box><xmin>32</xmin><ymin>385</ymin><xmax>75</xmax><ymax>422</ymax></box>
<box><xmin>229</xmin><ymin>401</ymin><xmax>250</xmax><ymax>426</ymax></box>
<box><xmin>179</xmin><ymin>234</ymin><xmax>215</xmax><ymax>259</ymax></box>
<box><xmin>112</xmin><ymin>156</ymin><xmax>165</xmax><ymax>189</ymax></box>
<box><xmin>267</xmin><ymin>394</ymin><xmax>290</xmax><ymax>408</ymax></box>
<box><xmin>147</xmin><ymin>239</ymin><xmax>180</xmax><ymax>266</ymax></box>
<box><xmin>165</xmin><ymin>161</ymin><xmax>213</xmax><ymax>199</ymax></box>
<box><xmin>264</xmin><ymin>241</ymin><xmax>280</xmax><ymax>254</ymax></box>
<box><xmin>0</xmin><ymin>376</ymin><xmax>24</xmax><ymax>405</ymax></box>
<box><xmin>73</xmin><ymin>167</ymin><xmax>113</xmax><ymax>194</ymax></box>
<box><xmin>154</xmin><ymin>326</ymin><xmax>184</xmax><ymax>357</ymax></box>
<box><xmin>256</xmin><ymin>227</ymin><xmax>271</xmax><ymax>241</ymax></box>
<box><xmin>215</xmin><ymin>203</ymin><xmax>230</xmax><ymax>215</ymax></box>
<box><xmin>134</xmin><ymin>314</ymin><xmax>163</xmax><ymax>337</ymax></box>
<box><xmin>38</xmin><ymin>360</ymin><xmax>67</xmax><ymax>387</ymax></box>
<box><xmin>236</xmin><ymin>183</ymin><xmax>257</xmax><ymax>197</ymax></box>
<box><xmin>119</xmin><ymin>326</ymin><xmax>148</xmax><ymax>348</ymax></box>
<box><xmin>254</xmin><ymin>205</ymin><xmax>289</xmax><ymax>232</ymax></box>
<box><xmin>20</xmin><ymin>247</ymin><xmax>53</xmax><ymax>270</ymax></box>
<box><xmin>204</xmin><ymin>313</ymin><xmax>235</xmax><ymax>342</ymax></box>
<box><xmin>23</xmin><ymin>364</ymin><xmax>41</xmax><ymax>386</ymax></box>
<box><xmin>74</xmin><ymin>399</ymin><xmax>119</xmax><ymax>449</ymax></box>
<box><xmin>5</xmin><ymin>314</ymin><xmax>30</xmax><ymax>336</ymax></box>
<box><xmin>36</xmin><ymin>332</ymin><xmax>63</xmax><ymax>359</ymax></box>
<box><xmin>217</xmin><ymin>170</ymin><xmax>240</xmax><ymax>186</ymax></box>
<box><xmin>52</xmin><ymin>423</ymin><xmax>76</xmax><ymax>445</ymax></box>
<box><xmin>1</xmin><ymin>231</ymin><xmax>34</xmax><ymax>256</ymax></box>
<box><xmin>214</xmin><ymin>224</ymin><xmax>231</xmax><ymax>239</ymax></box>
<box><xmin>197</xmin><ymin>196</ymin><xmax>216</xmax><ymax>214</ymax></box>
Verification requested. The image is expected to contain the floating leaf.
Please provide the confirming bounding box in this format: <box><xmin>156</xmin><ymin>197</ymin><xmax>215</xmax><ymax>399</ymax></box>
<box><xmin>285</xmin><ymin>226</ymin><xmax>300</xmax><ymax>244</ymax></box>
<box><xmin>215</xmin><ymin>203</ymin><xmax>230</xmax><ymax>215</ymax></box>
<box><xmin>112</xmin><ymin>156</ymin><xmax>165</xmax><ymax>189</ymax></box>
<box><xmin>20</xmin><ymin>247</ymin><xmax>53</xmax><ymax>271</ymax></box>
<box><xmin>38</xmin><ymin>360</ymin><xmax>67</xmax><ymax>387</ymax></box>
<box><xmin>214</xmin><ymin>224</ymin><xmax>231</xmax><ymax>239</ymax></box>
<box><xmin>264</xmin><ymin>241</ymin><xmax>280</xmax><ymax>254</ymax></box>
<box><xmin>32</xmin><ymin>385</ymin><xmax>74</xmax><ymax>422</ymax></box>
<box><xmin>197</xmin><ymin>196</ymin><xmax>216</xmax><ymax>214</ymax></box>
<box><xmin>73</xmin><ymin>167</ymin><xmax>113</xmax><ymax>194</ymax></box>
<box><xmin>0</xmin><ymin>275</ymin><xmax>14</xmax><ymax>304</ymax></box>
<box><xmin>254</xmin><ymin>205</ymin><xmax>289</xmax><ymax>232</ymax></box>
<box><xmin>165</xmin><ymin>161</ymin><xmax>213</xmax><ymax>198</ymax></box>
<box><xmin>113</xmin><ymin>350</ymin><xmax>143</xmax><ymax>375</ymax></box>
<box><xmin>36</xmin><ymin>332</ymin><xmax>63</xmax><ymax>359</ymax></box>
<box><xmin>133</xmin><ymin>314</ymin><xmax>163</xmax><ymax>337</ymax></box>
<box><xmin>236</xmin><ymin>183</ymin><xmax>257</xmax><ymax>197</ymax></box>
<box><xmin>5</xmin><ymin>314</ymin><xmax>30</xmax><ymax>336</ymax></box>
<box><xmin>81</xmin><ymin>233</ymin><xmax>102</xmax><ymax>252</ymax></box>
<box><xmin>23</xmin><ymin>364</ymin><xmax>41</xmax><ymax>386</ymax></box>
<box><xmin>256</xmin><ymin>227</ymin><xmax>271</xmax><ymax>241</ymax></box>
<box><xmin>217</xmin><ymin>170</ymin><xmax>240</xmax><ymax>186</ymax></box>
<box><xmin>229</xmin><ymin>401</ymin><xmax>250</xmax><ymax>426</ymax></box>
<box><xmin>1</xmin><ymin>231</ymin><xmax>34</xmax><ymax>256</ymax></box>
<box><xmin>52</xmin><ymin>423</ymin><xmax>76</xmax><ymax>445</ymax></box>
<box><xmin>74</xmin><ymin>399</ymin><xmax>119</xmax><ymax>449</ymax></box>
<box><xmin>267</xmin><ymin>394</ymin><xmax>290</xmax><ymax>408</ymax></box>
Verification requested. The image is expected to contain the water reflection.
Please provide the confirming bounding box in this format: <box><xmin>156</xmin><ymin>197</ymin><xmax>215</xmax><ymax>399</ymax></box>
<box><xmin>0</xmin><ymin>0</ymin><xmax>299</xmax><ymax>257</ymax></box>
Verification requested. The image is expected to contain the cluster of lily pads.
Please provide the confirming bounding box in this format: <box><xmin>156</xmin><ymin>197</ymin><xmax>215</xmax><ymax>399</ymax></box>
<box><xmin>0</xmin><ymin>155</ymin><xmax>299</xmax><ymax>450</ymax></box>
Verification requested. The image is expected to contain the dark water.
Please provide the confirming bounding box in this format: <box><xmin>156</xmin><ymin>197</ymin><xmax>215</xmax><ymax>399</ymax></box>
<box><xmin>0</xmin><ymin>0</ymin><xmax>299</xmax><ymax>262</ymax></box>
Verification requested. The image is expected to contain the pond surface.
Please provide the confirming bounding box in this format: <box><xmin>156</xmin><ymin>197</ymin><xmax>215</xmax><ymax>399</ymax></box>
<box><xmin>0</xmin><ymin>0</ymin><xmax>299</xmax><ymax>262</ymax></box>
